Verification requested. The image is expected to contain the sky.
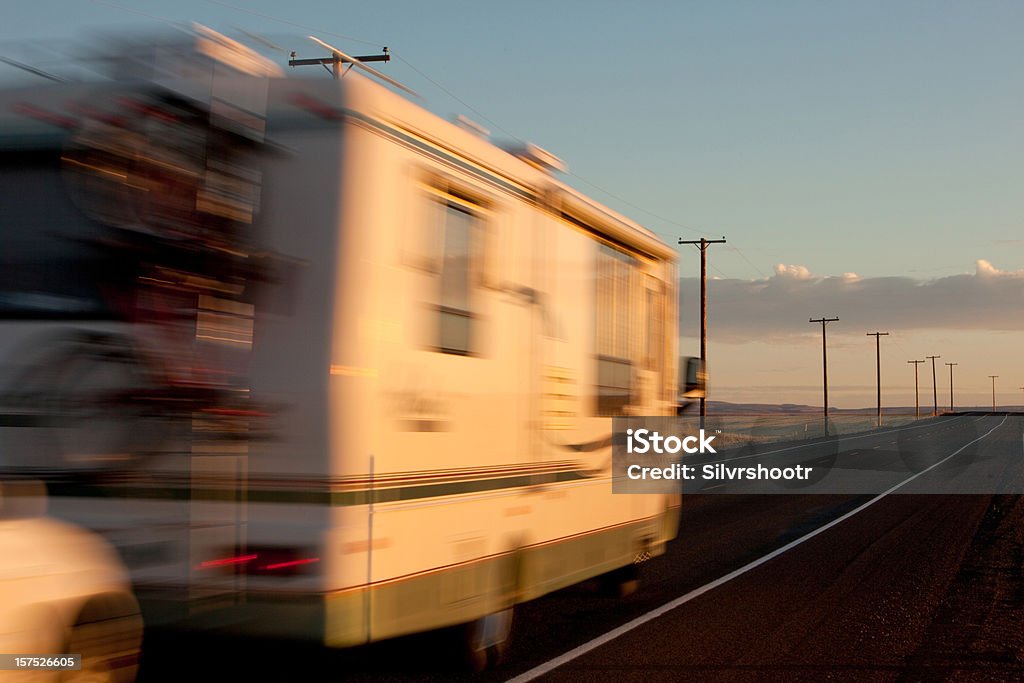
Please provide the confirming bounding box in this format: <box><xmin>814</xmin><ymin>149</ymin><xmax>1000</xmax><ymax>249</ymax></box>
<box><xmin>2</xmin><ymin>1</ymin><xmax>1022</xmax><ymax>409</ymax></box>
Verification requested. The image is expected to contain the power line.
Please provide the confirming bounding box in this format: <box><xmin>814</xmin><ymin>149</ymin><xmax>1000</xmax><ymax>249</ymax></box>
<box><xmin>562</xmin><ymin>173</ymin><xmax>706</xmax><ymax>238</ymax></box>
<box><xmin>396</xmin><ymin>51</ymin><xmax>713</xmax><ymax>244</ymax></box>
<box><xmin>729</xmin><ymin>245</ymin><xmax>767</xmax><ymax>279</ymax></box>
<box><xmin>392</xmin><ymin>53</ymin><xmax>522</xmax><ymax>142</ymax></box>
<box><xmin>0</xmin><ymin>55</ymin><xmax>63</xmax><ymax>82</ymax></box>
<box><xmin>89</xmin><ymin>0</ymin><xmax>179</xmax><ymax>25</ymax></box>
<box><xmin>205</xmin><ymin>0</ymin><xmax>385</xmax><ymax>48</ymax></box>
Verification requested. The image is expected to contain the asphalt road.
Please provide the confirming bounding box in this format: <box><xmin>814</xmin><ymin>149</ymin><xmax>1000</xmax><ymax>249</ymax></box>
<box><xmin>138</xmin><ymin>415</ymin><xmax>1024</xmax><ymax>681</ymax></box>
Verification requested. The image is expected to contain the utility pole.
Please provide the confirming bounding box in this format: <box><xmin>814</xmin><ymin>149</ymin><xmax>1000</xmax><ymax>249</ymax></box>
<box><xmin>926</xmin><ymin>355</ymin><xmax>941</xmax><ymax>416</ymax></box>
<box><xmin>989</xmin><ymin>375</ymin><xmax>998</xmax><ymax>412</ymax></box>
<box><xmin>290</xmin><ymin>37</ymin><xmax>419</xmax><ymax>98</ymax></box>
<box><xmin>945</xmin><ymin>362</ymin><xmax>957</xmax><ymax>413</ymax></box>
<box><xmin>908</xmin><ymin>360</ymin><xmax>924</xmax><ymax>419</ymax></box>
<box><xmin>679</xmin><ymin>237</ymin><xmax>726</xmax><ymax>419</ymax></box>
<box><xmin>289</xmin><ymin>46</ymin><xmax>391</xmax><ymax>79</ymax></box>
<box><xmin>810</xmin><ymin>317</ymin><xmax>840</xmax><ymax>427</ymax></box>
<box><xmin>866</xmin><ymin>332</ymin><xmax>889</xmax><ymax>426</ymax></box>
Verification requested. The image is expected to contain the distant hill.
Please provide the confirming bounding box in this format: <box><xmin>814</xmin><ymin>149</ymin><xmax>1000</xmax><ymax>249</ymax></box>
<box><xmin>704</xmin><ymin>401</ymin><xmax>819</xmax><ymax>415</ymax></box>
<box><xmin>704</xmin><ymin>401</ymin><xmax>1024</xmax><ymax>415</ymax></box>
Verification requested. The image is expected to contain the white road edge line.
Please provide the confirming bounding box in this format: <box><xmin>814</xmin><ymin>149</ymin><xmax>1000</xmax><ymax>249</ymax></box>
<box><xmin>506</xmin><ymin>415</ymin><xmax>1008</xmax><ymax>683</ymax></box>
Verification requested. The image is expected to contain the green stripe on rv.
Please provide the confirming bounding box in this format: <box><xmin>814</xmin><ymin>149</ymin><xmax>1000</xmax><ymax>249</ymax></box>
<box><xmin>44</xmin><ymin>468</ymin><xmax>594</xmax><ymax>505</ymax></box>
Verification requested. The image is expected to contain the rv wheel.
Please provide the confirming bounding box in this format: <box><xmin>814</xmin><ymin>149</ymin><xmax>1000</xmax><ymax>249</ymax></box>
<box><xmin>463</xmin><ymin>606</ymin><xmax>514</xmax><ymax>671</ymax></box>
<box><xmin>599</xmin><ymin>563</ymin><xmax>640</xmax><ymax>598</ymax></box>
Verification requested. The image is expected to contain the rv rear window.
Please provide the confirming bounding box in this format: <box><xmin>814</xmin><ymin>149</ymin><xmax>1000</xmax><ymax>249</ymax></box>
<box><xmin>0</xmin><ymin>150</ymin><xmax>113</xmax><ymax>319</ymax></box>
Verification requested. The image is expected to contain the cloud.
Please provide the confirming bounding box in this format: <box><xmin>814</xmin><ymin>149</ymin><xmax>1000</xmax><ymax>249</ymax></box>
<box><xmin>680</xmin><ymin>260</ymin><xmax>1024</xmax><ymax>341</ymax></box>
<box><xmin>774</xmin><ymin>263</ymin><xmax>813</xmax><ymax>280</ymax></box>
<box><xmin>975</xmin><ymin>259</ymin><xmax>1024</xmax><ymax>278</ymax></box>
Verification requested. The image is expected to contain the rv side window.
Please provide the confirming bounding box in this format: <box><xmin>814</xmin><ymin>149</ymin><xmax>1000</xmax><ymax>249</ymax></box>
<box><xmin>645</xmin><ymin>284</ymin><xmax>664</xmax><ymax>373</ymax></box>
<box><xmin>595</xmin><ymin>243</ymin><xmax>638</xmax><ymax>415</ymax></box>
<box><xmin>437</xmin><ymin>201</ymin><xmax>478</xmax><ymax>355</ymax></box>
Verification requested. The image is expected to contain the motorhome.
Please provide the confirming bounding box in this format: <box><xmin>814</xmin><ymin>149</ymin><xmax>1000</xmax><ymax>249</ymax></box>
<box><xmin>0</xmin><ymin>27</ymin><xmax>680</xmax><ymax>666</ymax></box>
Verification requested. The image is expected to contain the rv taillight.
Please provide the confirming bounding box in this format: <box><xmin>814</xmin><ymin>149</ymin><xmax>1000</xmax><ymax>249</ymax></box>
<box><xmin>247</xmin><ymin>547</ymin><xmax>320</xmax><ymax>576</ymax></box>
<box><xmin>196</xmin><ymin>553</ymin><xmax>257</xmax><ymax>570</ymax></box>
<box><xmin>262</xmin><ymin>557</ymin><xmax>320</xmax><ymax>572</ymax></box>
<box><xmin>199</xmin><ymin>547</ymin><xmax>320</xmax><ymax>576</ymax></box>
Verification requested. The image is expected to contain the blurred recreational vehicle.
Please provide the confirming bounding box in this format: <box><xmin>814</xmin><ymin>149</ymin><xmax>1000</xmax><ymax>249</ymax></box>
<box><xmin>0</xmin><ymin>26</ymin><xmax>680</xmax><ymax>667</ymax></box>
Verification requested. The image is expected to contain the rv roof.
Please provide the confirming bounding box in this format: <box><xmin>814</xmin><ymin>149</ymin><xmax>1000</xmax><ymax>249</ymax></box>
<box><xmin>0</xmin><ymin>59</ymin><xmax>673</xmax><ymax>262</ymax></box>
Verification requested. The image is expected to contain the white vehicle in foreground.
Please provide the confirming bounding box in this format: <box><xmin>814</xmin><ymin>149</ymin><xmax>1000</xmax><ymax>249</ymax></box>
<box><xmin>0</xmin><ymin>480</ymin><xmax>142</xmax><ymax>683</ymax></box>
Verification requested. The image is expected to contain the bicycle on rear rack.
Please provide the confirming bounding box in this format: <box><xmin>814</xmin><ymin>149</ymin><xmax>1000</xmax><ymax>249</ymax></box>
<box><xmin>0</xmin><ymin>91</ymin><xmax>285</xmax><ymax>478</ymax></box>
